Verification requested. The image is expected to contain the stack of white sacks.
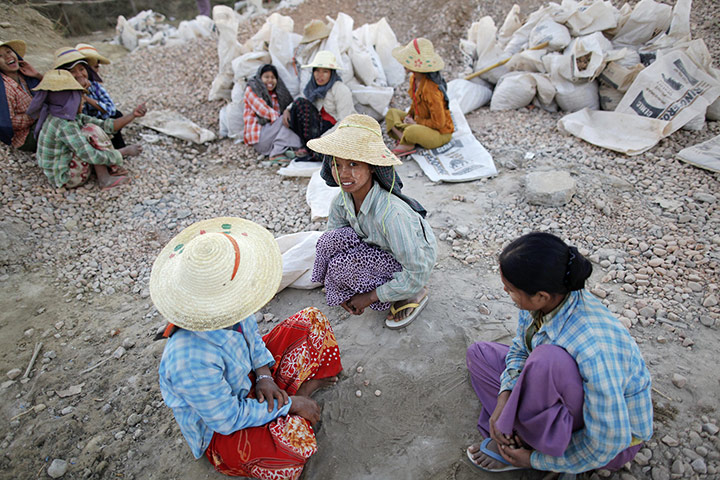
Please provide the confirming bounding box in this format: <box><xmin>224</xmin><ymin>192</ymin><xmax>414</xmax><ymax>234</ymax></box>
<box><xmin>460</xmin><ymin>0</ymin><xmax>719</xmax><ymax>124</ymax></box>
<box><xmin>211</xmin><ymin>6</ymin><xmax>405</xmax><ymax>140</ymax></box>
<box><xmin>115</xmin><ymin>10</ymin><xmax>214</xmax><ymax>51</ymax></box>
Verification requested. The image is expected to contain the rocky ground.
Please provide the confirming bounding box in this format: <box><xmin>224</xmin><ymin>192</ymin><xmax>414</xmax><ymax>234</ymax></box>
<box><xmin>1</xmin><ymin>0</ymin><xmax>719</xmax><ymax>479</ymax></box>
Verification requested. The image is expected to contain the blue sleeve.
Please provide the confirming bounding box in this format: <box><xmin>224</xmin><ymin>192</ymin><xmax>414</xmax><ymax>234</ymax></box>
<box><xmin>240</xmin><ymin>315</ymin><xmax>275</xmax><ymax>371</ymax></box>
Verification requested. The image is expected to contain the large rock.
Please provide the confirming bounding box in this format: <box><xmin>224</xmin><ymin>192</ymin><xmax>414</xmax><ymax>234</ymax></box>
<box><xmin>525</xmin><ymin>170</ymin><xmax>577</xmax><ymax>206</ymax></box>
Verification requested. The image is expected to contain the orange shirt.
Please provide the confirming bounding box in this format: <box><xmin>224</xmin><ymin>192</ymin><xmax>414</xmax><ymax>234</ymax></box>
<box><xmin>408</xmin><ymin>74</ymin><xmax>454</xmax><ymax>134</ymax></box>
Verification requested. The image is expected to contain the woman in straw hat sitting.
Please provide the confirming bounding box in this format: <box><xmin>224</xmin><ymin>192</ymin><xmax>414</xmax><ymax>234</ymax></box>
<box><xmin>152</xmin><ymin>217</ymin><xmax>342</xmax><ymax>479</ymax></box>
<box><xmin>75</xmin><ymin>43</ymin><xmax>128</xmax><ymax>151</ymax></box>
<box><xmin>0</xmin><ymin>39</ymin><xmax>43</xmax><ymax>151</ymax></box>
<box><xmin>308</xmin><ymin>114</ymin><xmax>437</xmax><ymax>329</ymax></box>
<box><xmin>385</xmin><ymin>38</ymin><xmax>454</xmax><ymax>156</ymax></box>
<box><xmin>282</xmin><ymin>50</ymin><xmax>356</xmax><ymax>161</ymax></box>
<box><xmin>243</xmin><ymin>64</ymin><xmax>302</xmax><ymax>163</ymax></box>
<box><xmin>27</xmin><ymin>70</ymin><xmax>146</xmax><ymax>190</ymax></box>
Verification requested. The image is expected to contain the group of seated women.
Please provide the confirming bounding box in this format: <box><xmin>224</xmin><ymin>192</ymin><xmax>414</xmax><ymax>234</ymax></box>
<box><xmin>1</xmin><ymin>39</ymin><xmax>145</xmax><ymax>190</ymax></box>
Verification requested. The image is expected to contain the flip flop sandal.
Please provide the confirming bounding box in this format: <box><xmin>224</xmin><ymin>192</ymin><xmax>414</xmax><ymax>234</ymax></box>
<box><xmin>269</xmin><ymin>154</ymin><xmax>291</xmax><ymax>164</ymax></box>
<box><xmin>384</xmin><ymin>294</ymin><xmax>428</xmax><ymax>329</ymax></box>
<box><xmin>101</xmin><ymin>175</ymin><xmax>130</xmax><ymax>191</ymax></box>
<box><xmin>465</xmin><ymin>438</ymin><xmax>525</xmax><ymax>472</ymax></box>
<box><xmin>391</xmin><ymin>147</ymin><xmax>417</xmax><ymax>157</ymax></box>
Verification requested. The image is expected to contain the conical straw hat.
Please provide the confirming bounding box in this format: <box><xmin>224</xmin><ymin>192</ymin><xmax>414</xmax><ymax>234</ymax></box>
<box><xmin>75</xmin><ymin>43</ymin><xmax>110</xmax><ymax>66</ymax></box>
<box><xmin>0</xmin><ymin>39</ymin><xmax>26</xmax><ymax>58</ymax></box>
<box><xmin>52</xmin><ymin>47</ymin><xmax>87</xmax><ymax>69</ymax></box>
<box><xmin>149</xmin><ymin>217</ymin><xmax>282</xmax><ymax>331</ymax></box>
<box><xmin>308</xmin><ymin>114</ymin><xmax>401</xmax><ymax>167</ymax></box>
<box><xmin>302</xmin><ymin>50</ymin><xmax>340</xmax><ymax>70</ymax></box>
<box><xmin>300</xmin><ymin>19</ymin><xmax>331</xmax><ymax>44</ymax></box>
<box><xmin>31</xmin><ymin>69</ymin><xmax>84</xmax><ymax>92</ymax></box>
<box><xmin>392</xmin><ymin>37</ymin><xmax>444</xmax><ymax>72</ymax></box>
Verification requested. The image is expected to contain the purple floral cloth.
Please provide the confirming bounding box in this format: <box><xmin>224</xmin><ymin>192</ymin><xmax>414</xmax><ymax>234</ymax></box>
<box><xmin>312</xmin><ymin>227</ymin><xmax>402</xmax><ymax>311</ymax></box>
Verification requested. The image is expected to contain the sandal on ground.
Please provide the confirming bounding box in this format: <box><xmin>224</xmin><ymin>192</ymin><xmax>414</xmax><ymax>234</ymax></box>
<box><xmin>466</xmin><ymin>438</ymin><xmax>525</xmax><ymax>473</ymax></box>
<box><xmin>100</xmin><ymin>175</ymin><xmax>130</xmax><ymax>191</ymax></box>
<box><xmin>384</xmin><ymin>294</ymin><xmax>428</xmax><ymax>329</ymax></box>
<box><xmin>269</xmin><ymin>153</ymin><xmax>291</xmax><ymax>164</ymax></box>
<box><xmin>391</xmin><ymin>146</ymin><xmax>417</xmax><ymax>157</ymax></box>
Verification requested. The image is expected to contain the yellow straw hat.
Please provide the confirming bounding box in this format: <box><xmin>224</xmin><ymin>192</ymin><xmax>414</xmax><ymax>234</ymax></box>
<box><xmin>31</xmin><ymin>69</ymin><xmax>85</xmax><ymax>92</ymax></box>
<box><xmin>75</xmin><ymin>43</ymin><xmax>110</xmax><ymax>66</ymax></box>
<box><xmin>149</xmin><ymin>217</ymin><xmax>282</xmax><ymax>332</ymax></box>
<box><xmin>392</xmin><ymin>37</ymin><xmax>444</xmax><ymax>72</ymax></box>
<box><xmin>307</xmin><ymin>114</ymin><xmax>401</xmax><ymax>167</ymax></box>
<box><xmin>52</xmin><ymin>47</ymin><xmax>87</xmax><ymax>69</ymax></box>
<box><xmin>300</xmin><ymin>19</ymin><xmax>332</xmax><ymax>44</ymax></box>
<box><xmin>302</xmin><ymin>50</ymin><xmax>340</xmax><ymax>70</ymax></box>
<box><xmin>0</xmin><ymin>39</ymin><xmax>26</xmax><ymax>58</ymax></box>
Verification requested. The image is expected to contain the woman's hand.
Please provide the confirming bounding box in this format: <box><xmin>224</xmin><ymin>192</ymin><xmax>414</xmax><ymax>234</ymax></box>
<box><xmin>288</xmin><ymin>395</ymin><xmax>321</xmax><ymax>425</ymax></box>
<box><xmin>498</xmin><ymin>442</ymin><xmax>533</xmax><ymax>468</ymax></box>
<box><xmin>489</xmin><ymin>390</ymin><xmax>514</xmax><ymax>447</ymax></box>
<box><xmin>282</xmin><ymin>109</ymin><xmax>291</xmax><ymax>128</ymax></box>
<box><xmin>18</xmin><ymin>60</ymin><xmax>42</xmax><ymax>80</ymax></box>
<box><xmin>403</xmin><ymin>115</ymin><xmax>416</xmax><ymax>125</ymax></box>
<box><xmin>342</xmin><ymin>291</ymin><xmax>378</xmax><ymax>315</ymax></box>
<box><xmin>132</xmin><ymin>102</ymin><xmax>147</xmax><ymax>118</ymax></box>
<box><xmin>256</xmin><ymin>376</ymin><xmax>289</xmax><ymax>413</ymax></box>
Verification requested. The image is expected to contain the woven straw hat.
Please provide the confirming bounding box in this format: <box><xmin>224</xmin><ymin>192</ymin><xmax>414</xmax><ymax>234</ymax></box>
<box><xmin>302</xmin><ymin>50</ymin><xmax>340</xmax><ymax>70</ymax></box>
<box><xmin>75</xmin><ymin>43</ymin><xmax>110</xmax><ymax>66</ymax></box>
<box><xmin>52</xmin><ymin>47</ymin><xmax>87</xmax><ymax>69</ymax></box>
<box><xmin>308</xmin><ymin>114</ymin><xmax>401</xmax><ymax>167</ymax></box>
<box><xmin>0</xmin><ymin>39</ymin><xmax>26</xmax><ymax>58</ymax></box>
<box><xmin>392</xmin><ymin>37</ymin><xmax>444</xmax><ymax>72</ymax></box>
<box><xmin>149</xmin><ymin>217</ymin><xmax>282</xmax><ymax>332</ymax></box>
<box><xmin>32</xmin><ymin>69</ymin><xmax>85</xmax><ymax>92</ymax></box>
<box><xmin>300</xmin><ymin>19</ymin><xmax>332</xmax><ymax>44</ymax></box>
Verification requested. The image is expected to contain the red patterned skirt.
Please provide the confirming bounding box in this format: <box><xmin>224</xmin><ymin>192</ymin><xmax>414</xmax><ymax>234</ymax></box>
<box><xmin>205</xmin><ymin>307</ymin><xmax>342</xmax><ymax>479</ymax></box>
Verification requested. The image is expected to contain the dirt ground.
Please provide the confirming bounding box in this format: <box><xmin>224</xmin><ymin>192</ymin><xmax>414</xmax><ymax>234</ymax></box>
<box><xmin>1</xmin><ymin>1</ymin><xmax>719</xmax><ymax>480</ymax></box>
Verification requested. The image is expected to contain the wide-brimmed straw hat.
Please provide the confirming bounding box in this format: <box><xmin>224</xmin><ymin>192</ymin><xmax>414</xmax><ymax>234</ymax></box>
<box><xmin>52</xmin><ymin>47</ymin><xmax>87</xmax><ymax>69</ymax></box>
<box><xmin>300</xmin><ymin>19</ymin><xmax>332</xmax><ymax>44</ymax></box>
<box><xmin>75</xmin><ymin>43</ymin><xmax>110</xmax><ymax>66</ymax></box>
<box><xmin>0</xmin><ymin>39</ymin><xmax>26</xmax><ymax>57</ymax></box>
<box><xmin>302</xmin><ymin>50</ymin><xmax>340</xmax><ymax>70</ymax></box>
<box><xmin>392</xmin><ymin>37</ymin><xmax>444</xmax><ymax>72</ymax></box>
<box><xmin>308</xmin><ymin>114</ymin><xmax>401</xmax><ymax>167</ymax></box>
<box><xmin>149</xmin><ymin>217</ymin><xmax>282</xmax><ymax>332</ymax></box>
<box><xmin>31</xmin><ymin>69</ymin><xmax>85</xmax><ymax>92</ymax></box>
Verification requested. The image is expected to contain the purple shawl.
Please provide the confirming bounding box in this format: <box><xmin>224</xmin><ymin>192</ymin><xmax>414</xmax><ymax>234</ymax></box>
<box><xmin>26</xmin><ymin>90</ymin><xmax>82</xmax><ymax>138</ymax></box>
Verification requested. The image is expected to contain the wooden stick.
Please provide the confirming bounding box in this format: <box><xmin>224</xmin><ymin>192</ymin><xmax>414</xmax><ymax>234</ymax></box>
<box><xmin>652</xmin><ymin>386</ymin><xmax>674</xmax><ymax>401</ymax></box>
<box><xmin>465</xmin><ymin>41</ymin><xmax>550</xmax><ymax>81</ymax></box>
<box><xmin>23</xmin><ymin>342</ymin><xmax>42</xmax><ymax>379</ymax></box>
<box><xmin>10</xmin><ymin>408</ymin><xmax>35</xmax><ymax>422</ymax></box>
<box><xmin>80</xmin><ymin>357</ymin><xmax>110</xmax><ymax>375</ymax></box>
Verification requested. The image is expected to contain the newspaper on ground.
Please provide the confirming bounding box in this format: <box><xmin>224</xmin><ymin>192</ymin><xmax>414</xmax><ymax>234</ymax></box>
<box><xmin>409</xmin><ymin>100</ymin><xmax>497</xmax><ymax>182</ymax></box>
<box><xmin>676</xmin><ymin>134</ymin><xmax>720</xmax><ymax>173</ymax></box>
<box><xmin>136</xmin><ymin>110</ymin><xmax>216</xmax><ymax>144</ymax></box>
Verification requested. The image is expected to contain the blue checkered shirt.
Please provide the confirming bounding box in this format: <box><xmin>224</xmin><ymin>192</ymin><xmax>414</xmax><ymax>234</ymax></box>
<box><xmin>500</xmin><ymin>290</ymin><xmax>653</xmax><ymax>473</ymax></box>
<box><xmin>158</xmin><ymin>315</ymin><xmax>291</xmax><ymax>459</ymax></box>
<box><xmin>83</xmin><ymin>81</ymin><xmax>116</xmax><ymax>119</ymax></box>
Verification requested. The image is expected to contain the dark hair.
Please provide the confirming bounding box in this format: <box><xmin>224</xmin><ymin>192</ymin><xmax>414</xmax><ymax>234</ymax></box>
<box><xmin>499</xmin><ymin>232</ymin><xmax>592</xmax><ymax>295</ymax></box>
<box><xmin>425</xmin><ymin>71</ymin><xmax>449</xmax><ymax>108</ymax></box>
<box><xmin>259</xmin><ymin>64</ymin><xmax>278</xmax><ymax>78</ymax></box>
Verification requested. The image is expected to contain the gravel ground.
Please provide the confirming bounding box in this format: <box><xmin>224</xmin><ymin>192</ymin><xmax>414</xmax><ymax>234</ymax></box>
<box><xmin>1</xmin><ymin>1</ymin><xmax>719</xmax><ymax>479</ymax></box>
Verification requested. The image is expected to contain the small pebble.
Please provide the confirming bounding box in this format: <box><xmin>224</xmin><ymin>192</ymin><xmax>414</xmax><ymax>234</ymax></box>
<box><xmin>374</xmin><ymin>390</ymin><xmax>381</xmax><ymax>397</ymax></box>
<box><xmin>6</xmin><ymin>368</ymin><xmax>21</xmax><ymax>380</ymax></box>
<box><xmin>671</xmin><ymin>373</ymin><xmax>687</xmax><ymax>388</ymax></box>
<box><xmin>355</xmin><ymin>390</ymin><xmax>362</xmax><ymax>398</ymax></box>
<box><xmin>47</xmin><ymin>459</ymin><xmax>68</xmax><ymax>478</ymax></box>
<box><xmin>356</xmin><ymin>366</ymin><xmax>363</xmax><ymax>374</ymax></box>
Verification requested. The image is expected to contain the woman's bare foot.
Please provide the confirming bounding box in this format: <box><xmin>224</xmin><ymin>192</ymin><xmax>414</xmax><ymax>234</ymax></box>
<box><xmin>109</xmin><ymin>165</ymin><xmax>129</xmax><ymax>176</ymax></box>
<box><xmin>387</xmin><ymin>287</ymin><xmax>428</xmax><ymax>321</ymax></box>
<box><xmin>390</xmin><ymin>126</ymin><xmax>403</xmax><ymax>140</ymax></box>
<box><xmin>119</xmin><ymin>144</ymin><xmax>142</xmax><ymax>158</ymax></box>
<box><xmin>296</xmin><ymin>376</ymin><xmax>339</xmax><ymax>397</ymax></box>
<box><xmin>467</xmin><ymin>439</ymin><xmax>508</xmax><ymax>470</ymax></box>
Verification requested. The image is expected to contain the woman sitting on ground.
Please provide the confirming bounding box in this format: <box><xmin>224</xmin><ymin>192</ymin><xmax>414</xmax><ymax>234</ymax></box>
<box><xmin>385</xmin><ymin>38</ymin><xmax>453</xmax><ymax>156</ymax></box>
<box><xmin>282</xmin><ymin>50</ymin><xmax>356</xmax><ymax>161</ymax></box>
<box><xmin>0</xmin><ymin>39</ymin><xmax>42</xmax><ymax>150</ymax></box>
<box><xmin>309</xmin><ymin>114</ymin><xmax>437</xmax><ymax>329</ymax></box>
<box><xmin>75</xmin><ymin>43</ymin><xmax>127</xmax><ymax>150</ymax></box>
<box><xmin>466</xmin><ymin>232</ymin><xmax>653</xmax><ymax>474</ymax></box>
<box><xmin>27</xmin><ymin>70</ymin><xmax>146</xmax><ymax>190</ymax></box>
<box><xmin>243</xmin><ymin>64</ymin><xmax>302</xmax><ymax>162</ymax></box>
<box><xmin>152</xmin><ymin>217</ymin><xmax>343</xmax><ymax>479</ymax></box>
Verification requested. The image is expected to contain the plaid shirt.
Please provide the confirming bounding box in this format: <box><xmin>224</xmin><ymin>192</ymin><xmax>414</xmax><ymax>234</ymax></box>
<box><xmin>327</xmin><ymin>182</ymin><xmax>437</xmax><ymax>302</ymax></box>
<box><xmin>500</xmin><ymin>290</ymin><xmax>653</xmax><ymax>473</ymax></box>
<box><xmin>2</xmin><ymin>73</ymin><xmax>34</xmax><ymax>147</ymax></box>
<box><xmin>36</xmin><ymin>114</ymin><xmax>122</xmax><ymax>188</ymax></box>
<box><xmin>158</xmin><ymin>315</ymin><xmax>290</xmax><ymax>459</ymax></box>
<box><xmin>243</xmin><ymin>86</ymin><xmax>279</xmax><ymax>145</ymax></box>
<box><xmin>83</xmin><ymin>81</ymin><xmax>116</xmax><ymax>119</ymax></box>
